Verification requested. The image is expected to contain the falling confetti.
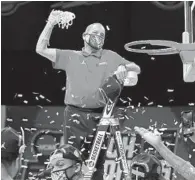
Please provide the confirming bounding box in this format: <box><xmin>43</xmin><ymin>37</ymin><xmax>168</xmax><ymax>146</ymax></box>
<box><xmin>21</xmin><ymin>165</ymin><xmax>28</xmax><ymax>169</ymax></box>
<box><xmin>127</xmin><ymin>97</ymin><xmax>132</xmax><ymax>101</ymax></box>
<box><xmin>24</xmin><ymin>100</ymin><xmax>28</xmax><ymax>104</ymax></box>
<box><xmin>39</xmin><ymin>95</ymin><xmax>45</xmax><ymax>99</ymax></box>
<box><xmin>56</xmin><ymin>112</ymin><xmax>59</xmax><ymax>116</ymax></box>
<box><xmin>62</xmin><ymin>86</ymin><xmax>66</xmax><ymax>91</ymax></box>
<box><xmin>7</xmin><ymin>118</ymin><xmax>13</xmax><ymax>122</ymax></box>
<box><xmin>46</xmin><ymin>99</ymin><xmax>51</xmax><ymax>102</ymax></box>
<box><xmin>144</xmin><ymin>96</ymin><xmax>149</xmax><ymax>100</ymax></box>
<box><xmin>106</xmin><ymin>25</ymin><xmax>110</xmax><ymax>31</ymax></box>
<box><xmin>141</xmin><ymin>46</ymin><xmax>146</xmax><ymax>49</ymax></box>
<box><xmin>157</xmin><ymin>105</ymin><xmax>163</xmax><ymax>108</ymax></box>
<box><xmin>22</xmin><ymin>118</ymin><xmax>28</xmax><ymax>122</ymax></box>
<box><xmin>167</xmin><ymin>89</ymin><xmax>174</xmax><ymax>92</ymax></box>
<box><xmin>189</xmin><ymin>103</ymin><xmax>195</xmax><ymax>106</ymax></box>
<box><xmin>148</xmin><ymin>101</ymin><xmax>154</xmax><ymax>105</ymax></box>
<box><xmin>50</xmin><ymin>120</ymin><xmax>55</xmax><ymax>124</ymax></box>
<box><xmin>151</xmin><ymin>57</ymin><xmax>155</xmax><ymax>60</ymax></box>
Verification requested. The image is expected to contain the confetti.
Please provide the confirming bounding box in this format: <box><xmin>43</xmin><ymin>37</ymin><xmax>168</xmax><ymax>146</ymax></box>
<box><xmin>24</xmin><ymin>128</ymin><xmax>31</xmax><ymax>131</ymax></box>
<box><xmin>107</xmin><ymin>84</ymin><xmax>111</xmax><ymax>87</ymax></box>
<box><xmin>71</xmin><ymin>113</ymin><xmax>80</xmax><ymax>117</ymax></box>
<box><xmin>73</xmin><ymin>119</ymin><xmax>80</xmax><ymax>124</ymax></box>
<box><xmin>129</xmin><ymin>116</ymin><xmax>134</xmax><ymax>120</ymax></box>
<box><xmin>141</xmin><ymin>110</ymin><xmax>146</xmax><ymax>114</ymax></box>
<box><xmin>159</xmin><ymin>128</ymin><xmax>167</xmax><ymax>131</ymax></box>
<box><xmin>18</xmin><ymin>94</ymin><xmax>23</xmax><ymax>97</ymax></box>
<box><xmin>32</xmin><ymin>92</ymin><xmax>39</xmax><ymax>94</ymax></box>
<box><xmin>119</xmin><ymin>98</ymin><xmax>127</xmax><ymax>103</ymax></box>
<box><xmin>99</xmin><ymin>62</ymin><xmax>107</xmax><ymax>66</ymax></box>
<box><xmin>22</xmin><ymin>118</ymin><xmax>28</xmax><ymax>122</ymax></box>
<box><xmin>24</xmin><ymin>100</ymin><xmax>28</xmax><ymax>104</ymax></box>
<box><xmin>106</xmin><ymin>25</ymin><xmax>110</xmax><ymax>31</ymax></box>
<box><xmin>66</xmin><ymin>126</ymin><xmax>70</xmax><ymax>128</ymax></box>
<box><xmin>62</xmin><ymin>86</ymin><xmax>66</xmax><ymax>91</ymax></box>
<box><xmin>80</xmin><ymin>136</ymin><xmax>84</xmax><ymax>140</ymax></box>
<box><xmin>68</xmin><ymin>141</ymin><xmax>74</xmax><ymax>144</ymax></box>
<box><xmin>157</xmin><ymin>105</ymin><xmax>163</xmax><ymax>108</ymax></box>
<box><xmin>189</xmin><ymin>154</ymin><xmax>192</xmax><ymax>158</ymax></box>
<box><xmin>189</xmin><ymin>103</ymin><xmax>195</xmax><ymax>106</ymax></box>
<box><xmin>46</xmin><ymin>99</ymin><xmax>51</xmax><ymax>102</ymax></box>
<box><xmin>169</xmin><ymin>99</ymin><xmax>174</xmax><ymax>102</ymax></box>
<box><xmin>7</xmin><ymin>118</ymin><xmax>13</xmax><ymax>122</ymax></box>
<box><xmin>151</xmin><ymin>57</ymin><xmax>155</xmax><ymax>60</ymax></box>
<box><xmin>35</xmin><ymin>96</ymin><xmax>39</xmax><ymax>100</ymax></box>
<box><xmin>167</xmin><ymin>89</ymin><xmax>174</xmax><ymax>92</ymax></box>
<box><xmin>47</xmin><ymin>116</ymin><xmax>50</xmax><ymax>118</ymax></box>
<box><xmin>39</xmin><ymin>95</ymin><xmax>45</xmax><ymax>99</ymax></box>
<box><xmin>50</xmin><ymin>120</ymin><xmax>55</xmax><ymax>124</ymax></box>
<box><xmin>148</xmin><ymin>101</ymin><xmax>154</xmax><ymax>105</ymax></box>
<box><xmin>31</xmin><ymin>128</ymin><xmax>37</xmax><ymax>131</ymax></box>
<box><xmin>141</xmin><ymin>46</ymin><xmax>146</xmax><ymax>49</ymax></box>
<box><xmin>127</xmin><ymin>97</ymin><xmax>132</xmax><ymax>101</ymax></box>
<box><xmin>69</xmin><ymin>136</ymin><xmax>76</xmax><ymax>139</ymax></box>
<box><xmin>1</xmin><ymin>142</ymin><xmax>6</xmax><ymax>149</ymax></box>
<box><xmin>144</xmin><ymin>96</ymin><xmax>149</xmax><ymax>100</ymax></box>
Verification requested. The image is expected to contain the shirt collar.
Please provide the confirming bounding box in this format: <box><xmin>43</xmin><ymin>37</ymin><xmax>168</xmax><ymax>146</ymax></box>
<box><xmin>82</xmin><ymin>48</ymin><xmax>103</xmax><ymax>58</ymax></box>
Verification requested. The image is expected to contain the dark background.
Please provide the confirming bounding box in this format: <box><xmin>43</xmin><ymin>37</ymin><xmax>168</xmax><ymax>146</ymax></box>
<box><xmin>2</xmin><ymin>1</ymin><xmax>195</xmax><ymax>106</ymax></box>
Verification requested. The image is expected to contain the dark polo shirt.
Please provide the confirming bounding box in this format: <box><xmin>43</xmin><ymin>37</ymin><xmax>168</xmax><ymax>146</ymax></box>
<box><xmin>53</xmin><ymin>48</ymin><xmax>131</xmax><ymax>108</ymax></box>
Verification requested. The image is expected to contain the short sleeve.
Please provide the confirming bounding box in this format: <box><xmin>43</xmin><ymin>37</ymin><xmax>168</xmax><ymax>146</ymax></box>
<box><xmin>112</xmin><ymin>51</ymin><xmax>141</xmax><ymax>74</ymax></box>
<box><xmin>52</xmin><ymin>49</ymin><xmax>75</xmax><ymax>71</ymax></box>
<box><xmin>110</xmin><ymin>51</ymin><xmax>132</xmax><ymax>67</ymax></box>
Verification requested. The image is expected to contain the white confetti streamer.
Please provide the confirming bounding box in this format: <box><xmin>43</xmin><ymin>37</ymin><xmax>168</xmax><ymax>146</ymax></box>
<box><xmin>189</xmin><ymin>103</ymin><xmax>195</xmax><ymax>106</ymax></box>
<box><xmin>106</xmin><ymin>25</ymin><xmax>110</xmax><ymax>31</ymax></box>
<box><xmin>50</xmin><ymin>120</ymin><xmax>55</xmax><ymax>124</ymax></box>
<box><xmin>167</xmin><ymin>89</ymin><xmax>174</xmax><ymax>92</ymax></box>
<box><xmin>62</xmin><ymin>86</ymin><xmax>66</xmax><ymax>91</ymax></box>
<box><xmin>39</xmin><ymin>95</ymin><xmax>45</xmax><ymax>99</ymax></box>
<box><xmin>24</xmin><ymin>100</ymin><xmax>28</xmax><ymax>104</ymax></box>
<box><xmin>22</xmin><ymin>118</ymin><xmax>28</xmax><ymax>122</ymax></box>
<box><xmin>148</xmin><ymin>101</ymin><xmax>154</xmax><ymax>105</ymax></box>
<box><xmin>7</xmin><ymin>118</ymin><xmax>13</xmax><ymax>122</ymax></box>
<box><xmin>144</xmin><ymin>96</ymin><xmax>149</xmax><ymax>100</ymax></box>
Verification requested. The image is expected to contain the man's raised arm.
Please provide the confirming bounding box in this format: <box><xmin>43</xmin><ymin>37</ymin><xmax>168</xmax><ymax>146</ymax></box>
<box><xmin>36</xmin><ymin>10</ymin><xmax>59</xmax><ymax>62</ymax></box>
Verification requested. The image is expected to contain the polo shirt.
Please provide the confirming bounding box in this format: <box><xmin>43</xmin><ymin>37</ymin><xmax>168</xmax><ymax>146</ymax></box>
<box><xmin>53</xmin><ymin>48</ymin><xmax>131</xmax><ymax>108</ymax></box>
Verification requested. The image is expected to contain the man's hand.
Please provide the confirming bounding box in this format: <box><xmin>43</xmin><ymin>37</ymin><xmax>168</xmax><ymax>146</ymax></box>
<box><xmin>114</xmin><ymin>65</ymin><xmax>128</xmax><ymax>83</ymax></box>
<box><xmin>125</xmin><ymin>63</ymin><xmax>141</xmax><ymax>74</ymax></box>
<box><xmin>134</xmin><ymin>126</ymin><xmax>162</xmax><ymax>148</ymax></box>
<box><xmin>47</xmin><ymin>10</ymin><xmax>62</xmax><ymax>26</ymax></box>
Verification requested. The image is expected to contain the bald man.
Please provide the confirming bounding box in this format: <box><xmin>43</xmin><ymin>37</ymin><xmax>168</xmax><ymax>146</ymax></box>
<box><xmin>36</xmin><ymin>10</ymin><xmax>141</xmax><ymax>180</ymax></box>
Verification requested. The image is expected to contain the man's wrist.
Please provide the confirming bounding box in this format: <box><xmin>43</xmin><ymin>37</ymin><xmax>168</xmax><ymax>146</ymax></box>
<box><xmin>46</xmin><ymin>20</ymin><xmax>55</xmax><ymax>28</ymax></box>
